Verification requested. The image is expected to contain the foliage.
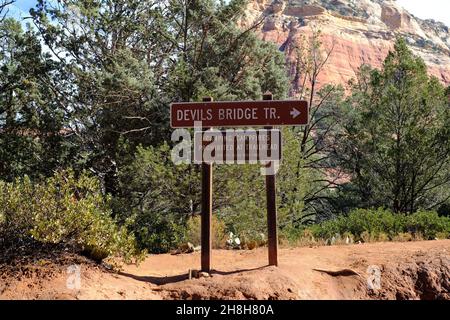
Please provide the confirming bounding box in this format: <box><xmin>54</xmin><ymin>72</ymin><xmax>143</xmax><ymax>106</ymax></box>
<box><xmin>0</xmin><ymin>18</ymin><xmax>73</xmax><ymax>181</ymax></box>
<box><xmin>219</xmin><ymin>195</ymin><xmax>267</xmax><ymax>247</ymax></box>
<box><xmin>208</xmin><ymin>127</ymin><xmax>321</xmax><ymax>247</ymax></box>
<box><xmin>404</xmin><ymin>210</ymin><xmax>450</xmax><ymax>240</ymax></box>
<box><xmin>0</xmin><ymin>1</ymin><xmax>13</xmax><ymax>24</ymax></box>
<box><xmin>1</xmin><ymin>1</ymin><xmax>336</xmax><ymax>255</ymax></box>
<box><xmin>1</xmin><ymin>1</ymin><xmax>449</xmax><ymax>257</ymax></box>
<box><xmin>0</xmin><ymin>0</ymin><xmax>294</xmax><ymax>255</ymax></box>
<box><xmin>29</xmin><ymin>0</ymin><xmax>289</xmax><ymax>194</ymax></box>
<box><xmin>115</xmin><ymin>143</ymin><xmax>200</xmax><ymax>253</ymax></box>
<box><xmin>117</xmin><ymin>126</ymin><xmax>321</xmax><ymax>252</ymax></box>
<box><xmin>288</xmin><ymin>27</ymin><xmax>348</xmax><ymax>219</ymax></box>
<box><xmin>0</xmin><ymin>170</ymin><xmax>143</xmax><ymax>263</ymax></box>
<box><xmin>437</xmin><ymin>201</ymin><xmax>450</xmax><ymax>217</ymax></box>
<box><xmin>333</xmin><ymin>38</ymin><xmax>450</xmax><ymax>214</ymax></box>
<box><xmin>185</xmin><ymin>214</ymin><xmax>227</xmax><ymax>249</ymax></box>
<box><xmin>117</xmin><ymin>143</ymin><xmax>271</xmax><ymax>252</ymax></box>
<box><xmin>132</xmin><ymin>212</ymin><xmax>187</xmax><ymax>254</ymax></box>
<box><xmin>209</xmin><ymin>127</ymin><xmax>323</xmax><ymax>247</ymax></box>
<box><xmin>308</xmin><ymin>208</ymin><xmax>450</xmax><ymax>242</ymax></box>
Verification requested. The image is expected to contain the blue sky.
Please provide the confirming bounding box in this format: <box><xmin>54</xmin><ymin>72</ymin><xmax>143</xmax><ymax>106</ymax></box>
<box><xmin>6</xmin><ymin>0</ymin><xmax>450</xmax><ymax>27</ymax></box>
<box><xmin>6</xmin><ymin>0</ymin><xmax>36</xmax><ymax>21</ymax></box>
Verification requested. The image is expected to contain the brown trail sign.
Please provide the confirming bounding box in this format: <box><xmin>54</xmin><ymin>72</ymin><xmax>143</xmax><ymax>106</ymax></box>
<box><xmin>171</xmin><ymin>94</ymin><xmax>309</xmax><ymax>273</ymax></box>
<box><xmin>170</xmin><ymin>100</ymin><xmax>308</xmax><ymax>128</ymax></box>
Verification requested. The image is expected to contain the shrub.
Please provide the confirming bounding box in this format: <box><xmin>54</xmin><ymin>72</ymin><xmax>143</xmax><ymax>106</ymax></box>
<box><xmin>0</xmin><ymin>170</ymin><xmax>143</xmax><ymax>265</ymax></box>
<box><xmin>404</xmin><ymin>211</ymin><xmax>450</xmax><ymax>240</ymax></box>
<box><xmin>240</xmin><ymin>232</ymin><xmax>267</xmax><ymax>249</ymax></box>
<box><xmin>377</xmin><ymin>232</ymin><xmax>389</xmax><ymax>242</ymax></box>
<box><xmin>279</xmin><ymin>224</ymin><xmax>304</xmax><ymax>245</ymax></box>
<box><xmin>342</xmin><ymin>232</ymin><xmax>355</xmax><ymax>244</ymax></box>
<box><xmin>131</xmin><ymin>211</ymin><xmax>187</xmax><ymax>254</ymax></box>
<box><xmin>437</xmin><ymin>202</ymin><xmax>450</xmax><ymax>217</ymax></box>
<box><xmin>392</xmin><ymin>232</ymin><xmax>413</xmax><ymax>242</ymax></box>
<box><xmin>309</xmin><ymin>208</ymin><xmax>449</xmax><ymax>243</ymax></box>
<box><xmin>435</xmin><ymin>232</ymin><xmax>450</xmax><ymax>240</ymax></box>
<box><xmin>0</xmin><ymin>177</ymin><xmax>35</xmax><ymax>240</ymax></box>
<box><xmin>344</xmin><ymin>208</ymin><xmax>405</xmax><ymax>240</ymax></box>
<box><xmin>289</xmin><ymin>228</ymin><xmax>325</xmax><ymax>247</ymax></box>
<box><xmin>185</xmin><ymin>215</ymin><xmax>227</xmax><ymax>249</ymax></box>
<box><xmin>219</xmin><ymin>199</ymin><xmax>267</xmax><ymax>248</ymax></box>
<box><xmin>360</xmin><ymin>231</ymin><xmax>375</xmax><ymax>243</ymax></box>
<box><xmin>116</xmin><ymin>144</ymin><xmax>201</xmax><ymax>253</ymax></box>
<box><xmin>280</xmin><ymin>225</ymin><xmax>316</xmax><ymax>246</ymax></box>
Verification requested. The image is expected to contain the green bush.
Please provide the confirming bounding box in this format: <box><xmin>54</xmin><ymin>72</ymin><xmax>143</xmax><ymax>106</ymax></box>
<box><xmin>0</xmin><ymin>170</ymin><xmax>143</xmax><ymax>264</ymax></box>
<box><xmin>116</xmin><ymin>144</ymin><xmax>201</xmax><ymax>253</ymax></box>
<box><xmin>185</xmin><ymin>215</ymin><xmax>227</xmax><ymax>249</ymax></box>
<box><xmin>309</xmin><ymin>208</ymin><xmax>450</xmax><ymax>242</ymax></box>
<box><xmin>219</xmin><ymin>199</ymin><xmax>268</xmax><ymax>248</ymax></box>
<box><xmin>279</xmin><ymin>224</ymin><xmax>306</xmax><ymax>245</ymax></box>
<box><xmin>405</xmin><ymin>211</ymin><xmax>450</xmax><ymax>240</ymax></box>
<box><xmin>132</xmin><ymin>212</ymin><xmax>187</xmax><ymax>254</ymax></box>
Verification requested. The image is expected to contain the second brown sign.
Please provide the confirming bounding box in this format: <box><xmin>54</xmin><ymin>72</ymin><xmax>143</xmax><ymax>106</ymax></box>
<box><xmin>194</xmin><ymin>129</ymin><xmax>282</xmax><ymax>164</ymax></box>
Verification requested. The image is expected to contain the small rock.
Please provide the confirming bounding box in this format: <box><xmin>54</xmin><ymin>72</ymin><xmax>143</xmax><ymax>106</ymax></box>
<box><xmin>199</xmin><ymin>272</ymin><xmax>210</xmax><ymax>278</ymax></box>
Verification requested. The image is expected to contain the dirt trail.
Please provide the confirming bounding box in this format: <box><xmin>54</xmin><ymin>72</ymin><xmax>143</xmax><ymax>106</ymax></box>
<box><xmin>1</xmin><ymin>240</ymin><xmax>449</xmax><ymax>300</ymax></box>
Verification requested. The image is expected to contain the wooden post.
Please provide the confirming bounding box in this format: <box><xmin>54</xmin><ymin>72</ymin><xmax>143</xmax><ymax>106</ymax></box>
<box><xmin>263</xmin><ymin>92</ymin><xmax>278</xmax><ymax>267</ymax></box>
<box><xmin>201</xmin><ymin>96</ymin><xmax>213</xmax><ymax>273</ymax></box>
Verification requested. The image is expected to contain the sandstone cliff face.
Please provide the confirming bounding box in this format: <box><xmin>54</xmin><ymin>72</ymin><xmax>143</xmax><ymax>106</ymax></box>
<box><xmin>243</xmin><ymin>0</ymin><xmax>450</xmax><ymax>92</ymax></box>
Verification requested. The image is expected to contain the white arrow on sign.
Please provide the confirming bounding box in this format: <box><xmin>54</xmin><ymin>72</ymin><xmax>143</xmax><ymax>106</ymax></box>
<box><xmin>290</xmin><ymin>108</ymin><xmax>301</xmax><ymax>119</ymax></box>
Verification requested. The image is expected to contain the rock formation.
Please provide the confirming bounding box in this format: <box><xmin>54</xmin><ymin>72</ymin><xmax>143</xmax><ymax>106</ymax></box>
<box><xmin>242</xmin><ymin>0</ymin><xmax>450</xmax><ymax>92</ymax></box>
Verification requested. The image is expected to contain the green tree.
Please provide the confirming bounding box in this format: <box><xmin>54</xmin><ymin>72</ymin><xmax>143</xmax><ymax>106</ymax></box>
<box><xmin>334</xmin><ymin>38</ymin><xmax>450</xmax><ymax>214</ymax></box>
<box><xmin>0</xmin><ymin>18</ymin><xmax>72</xmax><ymax>180</ymax></box>
<box><xmin>32</xmin><ymin>0</ymin><xmax>291</xmax><ymax>251</ymax></box>
<box><xmin>30</xmin><ymin>0</ymin><xmax>288</xmax><ymax>194</ymax></box>
<box><xmin>281</xmin><ymin>26</ymin><xmax>349</xmax><ymax>220</ymax></box>
<box><xmin>216</xmin><ymin>127</ymin><xmax>318</xmax><ymax>240</ymax></box>
<box><xmin>115</xmin><ymin>143</ymin><xmax>200</xmax><ymax>252</ymax></box>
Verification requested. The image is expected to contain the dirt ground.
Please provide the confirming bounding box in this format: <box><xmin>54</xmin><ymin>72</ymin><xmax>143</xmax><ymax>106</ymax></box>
<box><xmin>1</xmin><ymin>240</ymin><xmax>449</xmax><ymax>300</ymax></box>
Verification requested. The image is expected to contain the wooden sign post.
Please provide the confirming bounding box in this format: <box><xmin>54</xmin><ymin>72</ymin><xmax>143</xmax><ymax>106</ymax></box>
<box><xmin>170</xmin><ymin>95</ymin><xmax>309</xmax><ymax>272</ymax></box>
<box><xmin>201</xmin><ymin>97</ymin><xmax>213</xmax><ymax>273</ymax></box>
<box><xmin>263</xmin><ymin>92</ymin><xmax>278</xmax><ymax>266</ymax></box>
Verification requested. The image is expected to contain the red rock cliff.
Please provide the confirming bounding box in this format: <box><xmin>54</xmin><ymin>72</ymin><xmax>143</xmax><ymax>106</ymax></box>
<box><xmin>242</xmin><ymin>0</ymin><xmax>450</xmax><ymax>93</ymax></box>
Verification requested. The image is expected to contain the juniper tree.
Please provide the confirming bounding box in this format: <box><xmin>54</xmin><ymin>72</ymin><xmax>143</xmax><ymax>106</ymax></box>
<box><xmin>334</xmin><ymin>38</ymin><xmax>450</xmax><ymax>214</ymax></box>
<box><xmin>30</xmin><ymin>0</ymin><xmax>289</xmax><ymax>193</ymax></box>
<box><xmin>0</xmin><ymin>19</ymin><xmax>72</xmax><ymax>180</ymax></box>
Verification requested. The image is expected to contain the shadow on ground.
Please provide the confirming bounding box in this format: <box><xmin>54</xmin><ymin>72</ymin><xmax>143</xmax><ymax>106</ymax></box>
<box><xmin>119</xmin><ymin>266</ymin><xmax>269</xmax><ymax>285</ymax></box>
